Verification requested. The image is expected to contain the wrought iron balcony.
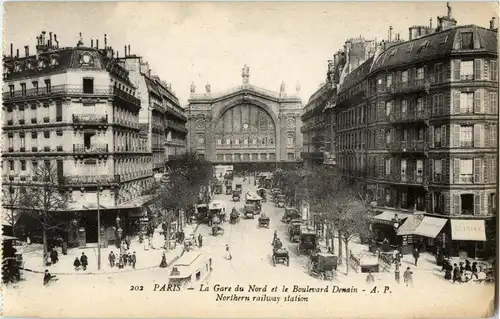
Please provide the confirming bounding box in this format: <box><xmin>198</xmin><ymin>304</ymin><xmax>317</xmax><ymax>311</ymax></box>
<box><xmin>112</xmin><ymin>117</ymin><xmax>140</xmax><ymax>130</ymax></box>
<box><xmin>73</xmin><ymin>144</ymin><xmax>109</xmax><ymax>153</ymax></box>
<box><xmin>73</xmin><ymin>114</ymin><xmax>108</xmax><ymax>125</ymax></box>
<box><xmin>112</xmin><ymin>87</ymin><xmax>141</xmax><ymax>109</ymax></box>
<box><xmin>386</xmin><ymin>172</ymin><xmax>428</xmax><ymax>185</ymax></box>
<box><xmin>165</xmin><ymin>120</ymin><xmax>188</xmax><ymax>133</ymax></box>
<box><xmin>64</xmin><ymin>175</ymin><xmax>120</xmax><ymax>186</ymax></box>
<box><xmin>388</xmin><ymin>109</ymin><xmax>428</xmax><ymax>124</ymax></box>
<box><xmin>2</xmin><ymin>85</ymin><xmax>113</xmax><ymax>102</ymax></box>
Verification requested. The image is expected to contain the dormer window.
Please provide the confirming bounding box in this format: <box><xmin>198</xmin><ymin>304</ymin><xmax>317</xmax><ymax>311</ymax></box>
<box><xmin>80</xmin><ymin>53</ymin><xmax>93</xmax><ymax>66</ymax></box>
<box><xmin>50</xmin><ymin>55</ymin><xmax>59</xmax><ymax>67</ymax></box>
<box><xmin>25</xmin><ymin>60</ymin><xmax>33</xmax><ymax>70</ymax></box>
<box><xmin>441</xmin><ymin>35</ymin><xmax>449</xmax><ymax>45</ymax></box>
<box><xmin>417</xmin><ymin>41</ymin><xmax>429</xmax><ymax>53</ymax></box>
<box><xmin>14</xmin><ymin>63</ymin><xmax>21</xmax><ymax>73</ymax></box>
<box><xmin>407</xmin><ymin>44</ymin><xmax>414</xmax><ymax>53</ymax></box>
<box><xmin>37</xmin><ymin>59</ymin><xmax>45</xmax><ymax>69</ymax></box>
<box><xmin>460</xmin><ymin>32</ymin><xmax>474</xmax><ymax>50</ymax></box>
<box><xmin>388</xmin><ymin>49</ymin><xmax>397</xmax><ymax>57</ymax></box>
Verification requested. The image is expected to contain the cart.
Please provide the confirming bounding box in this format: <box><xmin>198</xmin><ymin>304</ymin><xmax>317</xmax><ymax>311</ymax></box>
<box><xmin>258</xmin><ymin>215</ymin><xmax>270</xmax><ymax>228</ymax></box>
<box><xmin>244</xmin><ymin>204</ymin><xmax>255</xmax><ymax>219</ymax></box>
<box><xmin>212</xmin><ymin>224</ymin><xmax>224</xmax><ymax>236</ymax></box>
<box><xmin>235</xmin><ymin>184</ymin><xmax>242</xmax><ymax>194</ymax></box>
<box><xmin>275</xmin><ymin>195</ymin><xmax>285</xmax><ymax>208</ymax></box>
<box><xmin>272</xmin><ymin>248</ymin><xmax>290</xmax><ymax>267</ymax></box>
<box><xmin>297</xmin><ymin>227</ymin><xmax>318</xmax><ymax>255</ymax></box>
<box><xmin>309</xmin><ymin>253</ymin><xmax>337</xmax><ymax>280</ymax></box>
<box><xmin>288</xmin><ymin>219</ymin><xmax>304</xmax><ymax>242</ymax></box>
<box><xmin>256</xmin><ymin>188</ymin><xmax>267</xmax><ymax>202</ymax></box>
<box><xmin>225</xmin><ymin>185</ymin><xmax>232</xmax><ymax>195</ymax></box>
<box><xmin>214</xmin><ymin>183</ymin><xmax>223</xmax><ymax>195</ymax></box>
<box><xmin>230</xmin><ymin>209</ymin><xmax>240</xmax><ymax>224</ymax></box>
<box><xmin>232</xmin><ymin>190</ymin><xmax>240</xmax><ymax>202</ymax></box>
<box><xmin>282</xmin><ymin>207</ymin><xmax>301</xmax><ymax>223</ymax></box>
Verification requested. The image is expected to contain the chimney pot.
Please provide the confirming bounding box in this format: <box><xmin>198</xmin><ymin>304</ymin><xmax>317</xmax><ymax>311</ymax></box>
<box><xmin>16</xmin><ymin>49</ymin><xmax>19</xmax><ymax>58</ymax></box>
<box><xmin>10</xmin><ymin>43</ymin><xmax>13</xmax><ymax>57</ymax></box>
<box><xmin>124</xmin><ymin>45</ymin><xmax>127</xmax><ymax>57</ymax></box>
<box><xmin>91</xmin><ymin>39</ymin><xmax>94</xmax><ymax>48</ymax></box>
<box><xmin>490</xmin><ymin>17</ymin><xmax>496</xmax><ymax>29</ymax></box>
<box><xmin>128</xmin><ymin>45</ymin><xmax>131</xmax><ymax>55</ymax></box>
<box><xmin>24</xmin><ymin>46</ymin><xmax>29</xmax><ymax>57</ymax></box>
<box><xmin>104</xmin><ymin>34</ymin><xmax>107</xmax><ymax>48</ymax></box>
<box><xmin>96</xmin><ymin>39</ymin><xmax>99</xmax><ymax>49</ymax></box>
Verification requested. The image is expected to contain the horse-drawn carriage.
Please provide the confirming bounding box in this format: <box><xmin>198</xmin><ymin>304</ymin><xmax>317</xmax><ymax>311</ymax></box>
<box><xmin>271</xmin><ymin>237</ymin><xmax>289</xmax><ymax>267</ymax></box>
<box><xmin>225</xmin><ymin>184</ymin><xmax>232</xmax><ymax>195</ymax></box>
<box><xmin>297</xmin><ymin>227</ymin><xmax>318</xmax><ymax>255</ymax></box>
<box><xmin>256</xmin><ymin>188</ymin><xmax>267</xmax><ymax>202</ymax></box>
<box><xmin>282</xmin><ymin>207</ymin><xmax>301</xmax><ymax>223</ymax></box>
<box><xmin>230</xmin><ymin>208</ymin><xmax>240</xmax><ymax>224</ymax></box>
<box><xmin>258</xmin><ymin>214</ymin><xmax>270</xmax><ymax>228</ymax></box>
<box><xmin>232</xmin><ymin>190</ymin><xmax>240</xmax><ymax>202</ymax></box>
<box><xmin>244</xmin><ymin>204</ymin><xmax>255</xmax><ymax>219</ymax></box>
<box><xmin>214</xmin><ymin>182</ymin><xmax>223</xmax><ymax>195</ymax></box>
<box><xmin>275</xmin><ymin>195</ymin><xmax>285</xmax><ymax>208</ymax></box>
<box><xmin>288</xmin><ymin>219</ymin><xmax>303</xmax><ymax>242</ymax></box>
<box><xmin>235</xmin><ymin>184</ymin><xmax>242</xmax><ymax>194</ymax></box>
<box><xmin>245</xmin><ymin>193</ymin><xmax>262</xmax><ymax>214</ymax></box>
<box><xmin>309</xmin><ymin>253</ymin><xmax>337</xmax><ymax>280</ymax></box>
<box><xmin>212</xmin><ymin>224</ymin><xmax>224</xmax><ymax>236</ymax></box>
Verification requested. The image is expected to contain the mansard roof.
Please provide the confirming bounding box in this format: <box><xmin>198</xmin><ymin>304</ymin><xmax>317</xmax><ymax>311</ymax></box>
<box><xmin>371</xmin><ymin>25</ymin><xmax>497</xmax><ymax>73</ymax></box>
<box><xmin>338</xmin><ymin>56</ymin><xmax>374</xmax><ymax>94</ymax></box>
<box><xmin>4</xmin><ymin>47</ymin><xmax>133</xmax><ymax>86</ymax></box>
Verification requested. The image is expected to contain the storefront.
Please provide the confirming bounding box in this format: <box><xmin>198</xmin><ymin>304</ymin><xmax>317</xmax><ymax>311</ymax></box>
<box><xmin>396</xmin><ymin>215</ymin><xmax>423</xmax><ymax>254</ymax></box>
<box><xmin>450</xmin><ymin>219</ymin><xmax>487</xmax><ymax>259</ymax></box>
<box><xmin>411</xmin><ymin>216</ymin><xmax>447</xmax><ymax>254</ymax></box>
<box><xmin>370</xmin><ymin>210</ymin><xmax>411</xmax><ymax>247</ymax></box>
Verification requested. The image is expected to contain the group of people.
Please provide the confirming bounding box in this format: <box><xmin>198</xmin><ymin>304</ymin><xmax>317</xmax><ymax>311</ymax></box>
<box><xmin>73</xmin><ymin>252</ymin><xmax>89</xmax><ymax>271</ymax></box>
<box><xmin>442</xmin><ymin>259</ymin><xmax>482</xmax><ymax>283</ymax></box>
<box><xmin>108</xmin><ymin>250</ymin><xmax>137</xmax><ymax>269</ymax></box>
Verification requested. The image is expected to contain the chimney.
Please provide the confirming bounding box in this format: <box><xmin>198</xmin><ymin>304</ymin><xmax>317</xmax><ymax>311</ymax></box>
<box><xmin>128</xmin><ymin>45</ymin><xmax>131</xmax><ymax>56</ymax></box>
<box><xmin>490</xmin><ymin>17</ymin><xmax>496</xmax><ymax>29</ymax></box>
<box><xmin>24</xmin><ymin>46</ymin><xmax>29</xmax><ymax>57</ymax></box>
<box><xmin>41</xmin><ymin>31</ymin><xmax>46</xmax><ymax>44</ymax></box>
<box><xmin>91</xmin><ymin>39</ymin><xmax>94</xmax><ymax>48</ymax></box>
<box><xmin>10</xmin><ymin>43</ymin><xmax>13</xmax><ymax>57</ymax></box>
<box><xmin>117</xmin><ymin>51</ymin><xmax>119</xmax><ymax>58</ymax></box>
<box><xmin>96</xmin><ymin>39</ymin><xmax>99</xmax><ymax>49</ymax></box>
<box><xmin>49</xmin><ymin>32</ymin><xmax>53</xmax><ymax>48</ymax></box>
<box><xmin>16</xmin><ymin>49</ymin><xmax>19</xmax><ymax>58</ymax></box>
<box><xmin>389</xmin><ymin>26</ymin><xmax>393</xmax><ymax>41</ymax></box>
<box><xmin>54</xmin><ymin>34</ymin><xmax>59</xmax><ymax>48</ymax></box>
<box><xmin>447</xmin><ymin>2</ymin><xmax>452</xmax><ymax>19</ymax></box>
<box><xmin>429</xmin><ymin>17</ymin><xmax>433</xmax><ymax>29</ymax></box>
<box><xmin>124</xmin><ymin>45</ymin><xmax>127</xmax><ymax>57</ymax></box>
<box><xmin>104</xmin><ymin>34</ymin><xmax>107</xmax><ymax>48</ymax></box>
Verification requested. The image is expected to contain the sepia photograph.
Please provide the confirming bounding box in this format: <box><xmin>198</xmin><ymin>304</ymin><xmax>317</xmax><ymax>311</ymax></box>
<box><xmin>1</xmin><ymin>2</ymin><xmax>497</xmax><ymax>318</ymax></box>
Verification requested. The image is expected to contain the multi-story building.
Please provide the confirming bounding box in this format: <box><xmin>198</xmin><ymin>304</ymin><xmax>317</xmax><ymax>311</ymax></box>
<box><xmin>332</xmin><ymin>6</ymin><xmax>498</xmax><ymax>258</ymax></box>
<box><xmin>2</xmin><ymin>33</ymin><xmax>154</xmax><ymax>243</ymax></box>
<box><xmin>185</xmin><ymin>65</ymin><xmax>303</xmax><ymax>173</ymax></box>
<box><xmin>119</xmin><ymin>48</ymin><xmax>187</xmax><ymax>174</ymax></box>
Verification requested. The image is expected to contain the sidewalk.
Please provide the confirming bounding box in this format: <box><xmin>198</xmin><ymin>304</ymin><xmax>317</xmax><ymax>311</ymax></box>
<box><xmin>21</xmin><ymin>223</ymin><xmax>201</xmax><ymax>275</ymax></box>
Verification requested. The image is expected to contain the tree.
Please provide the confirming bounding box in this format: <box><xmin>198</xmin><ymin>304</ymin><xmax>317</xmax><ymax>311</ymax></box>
<box><xmin>19</xmin><ymin>163</ymin><xmax>69</xmax><ymax>265</ymax></box>
<box><xmin>2</xmin><ymin>184</ymin><xmax>22</xmax><ymax>237</ymax></box>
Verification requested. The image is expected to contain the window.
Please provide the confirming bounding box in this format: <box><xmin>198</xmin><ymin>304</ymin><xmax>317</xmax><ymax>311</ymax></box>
<box><xmin>20</xmin><ymin>134</ymin><xmax>25</xmax><ymax>148</ymax></box>
<box><xmin>287</xmin><ymin>153</ymin><xmax>295</xmax><ymax>160</ymax></box>
<box><xmin>416</xmin><ymin>160</ymin><xmax>423</xmax><ymax>177</ymax></box>
<box><xmin>19</xmin><ymin>107</ymin><xmax>25</xmax><ymax>123</ymax></box>
<box><xmin>460</xmin><ymin>32</ymin><xmax>474</xmax><ymax>50</ymax></box>
<box><xmin>261</xmin><ymin>138</ymin><xmax>267</xmax><ymax>145</ymax></box>
<box><xmin>488</xmin><ymin>193</ymin><xmax>496</xmax><ymax>214</ymax></box>
<box><xmin>21</xmin><ymin>160</ymin><xmax>26</xmax><ymax>171</ymax></box>
<box><xmin>416</xmin><ymin>98</ymin><xmax>423</xmax><ymax>112</ymax></box>
<box><xmin>417</xmin><ymin>67</ymin><xmax>424</xmax><ymax>80</ymax></box>
<box><xmin>434</xmin><ymin>126</ymin><xmax>441</xmax><ymax>147</ymax></box>
<box><xmin>433</xmin><ymin>193</ymin><xmax>444</xmax><ymax>214</ymax></box>
<box><xmin>234</xmin><ymin>138</ymin><xmax>240</xmax><ymax>145</ymax></box>
<box><xmin>44</xmin><ymin>79</ymin><xmax>51</xmax><ymax>93</ymax></box>
<box><xmin>32</xmin><ymin>81</ymin><xmax>39</xmax><ymax>93</ymax></box>
<box><xmin>197</xmin><ymin>135</ymin><xmax>205</xmax><ymax>145</ymax></box>
<box><xmin>216</xmin><ymin>139</ymin><xmax>222</xmax><ymax>145</ymax></box>
<box><xmin>459</xmin><ymin>159</ymin><xmax>473</xmax><ymax>183</ymax></box>
<box><xmin>269</xmin><ymin>138</ymin><xmax>274</xmax><ymax>145</ymax></box>
<box><xmin>9</xmin><ymin>160</ymin><xmax>14</xmax><ymax>171</ymax></box>
<box><xmin>491</xmin><ymin>61</ymin><xmax>498</xmax><ymax>81</ymax></box>
<box><xmin>9</xmin><ymin>85</ymin><xmax>14</xmax><ymax>97</ymax></box>
<box><xmin>417</xmin><ymin>128</ymin><xmax>424</xmax><ymax>141</ymax></box>
<box><xmin>460</xmin><ymin>61</ymin><xmax>474</xmax><ymax>80</ymax></box>
<box><xmin>20</xmin><ymin>83</ymin><xmax>27</xmax><ymax>96</ymax></box>
<box><xmin>83</xmin><ymin>78</ymin><xmax>94</xmax><ymax>94</ymax></box>
<box><xmin>434</xmin><ymin>63</ymin><xmax>443</xmax><ymax>83</ymax></box>
<box><xmin>434</xmin><ymin>159</ymin><xmax>442</xmax><ymax>181</ymax></box>
<box><xmin>287</xmin><ymin>134</ymin><xmax>294</xmax><ymax>146</ymax></box>
<box><xmin>226</xmin><ymin>138</ymin><xmax>231</xmax><ymax>145</ymax></box>
<box><xmin>490</xmin><ymin>92</ymin><xmax>498</xmax><ymax>114</ymax></box>
<box><xmin>56</xmin><ymin>101</ymin><xmax>62</xmax><ymax>122</ymax></box>
<box><xmin>402</xmin><ymin>129</ymin><xmax>408</xmax><ymax>142</ymax></box>
<box><xmin>243</xmin><ymin>138</ymin><xmax>248</xmax><ymax>145</ymax></box>
<box><xmin>402</xmin><ymin>71</ymin><xmax>408</xmax><ymax>83</ymax></box>
<box><xmin>460</xmin><ymin>92</ymin><xmax>474</xmax><ymax>113</ymax></box>
<box><xmin>460</xmin><ymin>194</ymin><xmax>474</xmax><ymax>215</ymax></box>
<box><xmin>8</xmin><ymin>135</ymin><xmax>13</xmax><ymax>148</ymax></box>
<box><xmin>401</xmin><ymin>100</ymin><xmax>408</xmax><ymax>113</ymax></box>
<box><xmin>401</xmin><ymin>159</ymin><xmax>407</xmax><ymax>179</ymax></box>
<box><xmin>386</xmin><ymin>74</ymin><xmax>392</xmax><ymax>87</ymax></box>
<box><xmin>385</xmin><ymin>101</ymin><xmax>393</xmax><ymax>116</ymax></box>
<box><xmin>44</xmin><ymin>131</ymin><xmax>50</xmax><ymax>138</ymax></box>
<box><xmin>460</xmin><ymin>125</ymin><xmax>473</xmax><ymax>147</ymax></box>
<box><xmin>385</xmin><ymin>158</ymin><xmax>391</xmax><ymax>175</ymax></box>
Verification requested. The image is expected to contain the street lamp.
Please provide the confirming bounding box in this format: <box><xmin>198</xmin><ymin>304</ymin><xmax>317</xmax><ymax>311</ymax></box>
<box><xmin>116</xmin><ymin>215</ymin><xmax>123</xmax><ymax>239</ymax></box>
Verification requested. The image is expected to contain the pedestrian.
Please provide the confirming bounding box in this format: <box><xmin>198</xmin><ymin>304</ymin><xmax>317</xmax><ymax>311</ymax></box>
<box><xmin>395</xmin><ymin>263</ymin><xmax>400</xmax><ymax>283</ymax></box>
<box><xmin>43</xmin><ymin>269</ymin><xmax>56</xmax><ymax>286</ymax></box>
<box><xmin>108</xmin><ymin>251</ymin><xmax>116</xmax><ymax>267</ymax></box>
<box><xmin>160</xmin><ymin>252</ymin><xmax>168</xmax><ymax>268</ymax></box>
<box><xmin>125</xmin><ymin>236</ymin><xmax>131</xmax><ymax>250</ymax></box>
<box><xmin>73</xmin><ymin>257</ymin><xmax>81</xmax><ymax>271</ymax></box>
<box><xmin>444</xmin><ymin>260</ymin><xmax>452</xmax><ymax>280</ymax></box>
<box><xmin>50</xmin><ymin>249</ymin><xmax>59</xmax><ymax>265</ymax></box>
<box><xmin>412</xmin><ymin>248</ymin><xmax>419</xmax><ymax>266</ymax></box>
<box><xmin>471</xmin><ymin>262</ymin><xmax>479</xmax><ymax>279</ymax></box>
<box><xmin>80</xmin><ymin>252</ymin><xmax>88</xmax><ymax>271</ymax></box>
<box><xmin>403</xmin><ymin>267</ymin><xmax>413</xmax><ymax>287</ymax></box>
<box><xmin>118</xmin><ymin>254</ymin><xmax>124</xmax><ymax>269</ymax></box>
<box><xmin>123</xmin><ymin>252</ymin><xmax>129</xmax><ymax>266</ymax></box>
<box><xmin>131</xmin><ymin>251</ymin><xmax>137</xmax><ymax>269</ymax></box>
<box><xmin>366</xmin><ymin>271</ymin><xmax>375</xmax><ymax>284</ymax></box>
<box><xmin>225</xmin><ymin>244</ymin><xmax>232</xmax><ymax>260</ymax></box>
<box><xmin>465</xmin><ymin>260</ymin><xmax>472</xmax><ymax>272</ymax></box>
<box><xmin>62</xmin><ymin>241</ymin><xmax>68</xmax><ymax>255</ymax></box>
<box><xmin>453</xmin><ymin>263</ymin><xmax>461</xmax><ymax>283</ymax></box>
<box><xmin>198</xmin><ymin>234</ymin><xmax>203</xmax><ymax>248</ymax></box>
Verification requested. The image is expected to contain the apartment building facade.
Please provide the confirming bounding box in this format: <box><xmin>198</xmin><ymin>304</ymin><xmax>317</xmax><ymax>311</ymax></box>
<box><xmin>2</xmin><ymin>33</ymin><xmax>154</xmax><ymax>242</ymax></box>
<box><xmin>333</xmin><ymin>11</ymin><xmax>498</xmax><ymax>258</ymax></box>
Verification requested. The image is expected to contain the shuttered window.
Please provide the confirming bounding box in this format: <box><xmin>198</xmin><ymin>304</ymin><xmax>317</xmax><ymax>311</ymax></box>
<box><xmin>441</xmin><ymin>125</ymin><xmax>447</xmax><ymax>147</ymax></box>
<box><xmin>490</xmin><ymin>92</ymin><xmax>497</xmax><ymax>114</ymax></box>
<box><xmin>453</xmin><ymin>60</ymin><xmax>461</xmax><ymax>81</ymax></box>
<box><xmin>453</xmin><ymin>194</ymin><xmax>460</xmax><ymax>215</ymax></box>
<box><xmin>474</xmin><ymin>158</ymin><xmax>483</xmax><ymax>184</ymax></box>
<box><xmin>474</xmin><ymin>90</ymin><xmax>482</xmax><ymax>113</ymax></box>
<box><xmin>428</xmin><ymin>126</ymin><xmax>434</xmax><ymax>147</ymax></box>
<box><xmin>473</xmin><ymin>124</ymin><xmax>483</xmax><ymax>148</ymax></box>
<box><xmin>453</xmin><ymin>158</ymin><xmax>460</xmax><ymax>183</ymax></box>
<box><xmin>484</xmin><ymin>60</ymin><xmax>490</xmax><ymax>80</ymax></box>
<box><xmin>453</xmin><ymin>91</ymin><xmax>461</xmax><ymax>114</ymax></box>
<box><xmin>474</xmin><ymin>59</ymin><xmax>482</xmax><ymax>80</ymax></box>
<box><xmin>474</xmin><ymin>194</ymin><xmax>481</xmax><ymax>215</ymax></box>
<box><xmin>453</xmin><ymin>125</ymin><xmax>460</xmax><ymax>148</ymax></box>
<box><xmin>490</xmin><ymin>158</ymin><xmax>497</xmax><ymax>184</ymax></box>
<box><xmin>490</xmin><ymin>124</ymin><xmax>497</xmax><ymax>147</ymax></box>
<box><xmin>491</xmin><ymin>60</ymin><xmax>498</xmax><ymax>81</ymax></box>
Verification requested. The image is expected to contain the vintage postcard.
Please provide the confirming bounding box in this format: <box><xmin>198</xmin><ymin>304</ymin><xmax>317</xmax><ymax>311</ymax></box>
<box><xmin>1</xmin><ymin>2</ymin><xmax>497</xmax><ymax>318</ymax></box>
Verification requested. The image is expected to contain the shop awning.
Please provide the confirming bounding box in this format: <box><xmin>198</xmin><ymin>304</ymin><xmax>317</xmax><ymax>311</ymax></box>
<box><xmin>451</xmin><ymin>219</ymin><xmax>486</xmax><ymax>241</ymax></box>
<box><xmin>413</xmin><ymin>216</ymin><xmax>447</xmax><ymax>238</ymax></box>
<box><xmin>371</xmin><ymin>210</ymin><xmax>411</xmax><ymax>225</ymax></box>
<box><xmin>397</xmin><ymin>215</ymin><xmax>423</xmax><ymax>236</ymax></box>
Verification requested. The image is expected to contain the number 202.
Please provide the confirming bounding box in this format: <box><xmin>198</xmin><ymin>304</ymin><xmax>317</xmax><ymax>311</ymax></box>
<box><xmin>130</xmin><ymin>285</ymin><xmax>144</xmax><ymax>291</ymax></box>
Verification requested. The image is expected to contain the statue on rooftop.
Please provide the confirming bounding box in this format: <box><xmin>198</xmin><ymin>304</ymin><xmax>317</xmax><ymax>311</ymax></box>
<box><xmin>190</xmin><ymin>81</ymin><xmax>196</xmax><ymax>95</ymax></box>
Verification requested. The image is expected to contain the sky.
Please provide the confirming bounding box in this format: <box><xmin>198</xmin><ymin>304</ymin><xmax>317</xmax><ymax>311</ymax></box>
<box><xmin>3</xmin><ymin>2</ymin><xmax>497</xmax><ymax>106</ymax></box>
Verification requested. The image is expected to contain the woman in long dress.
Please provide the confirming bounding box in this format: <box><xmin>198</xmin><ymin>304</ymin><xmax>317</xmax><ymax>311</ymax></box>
<box><xmin>225</xmin><ymin>244</ymin><xmax>232</xmax><ymax>260</ymax></box>
<box><xmin>159</xmin><ymin>253</ymin><xmax>168</xmax><ymax>268</ymax></box>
